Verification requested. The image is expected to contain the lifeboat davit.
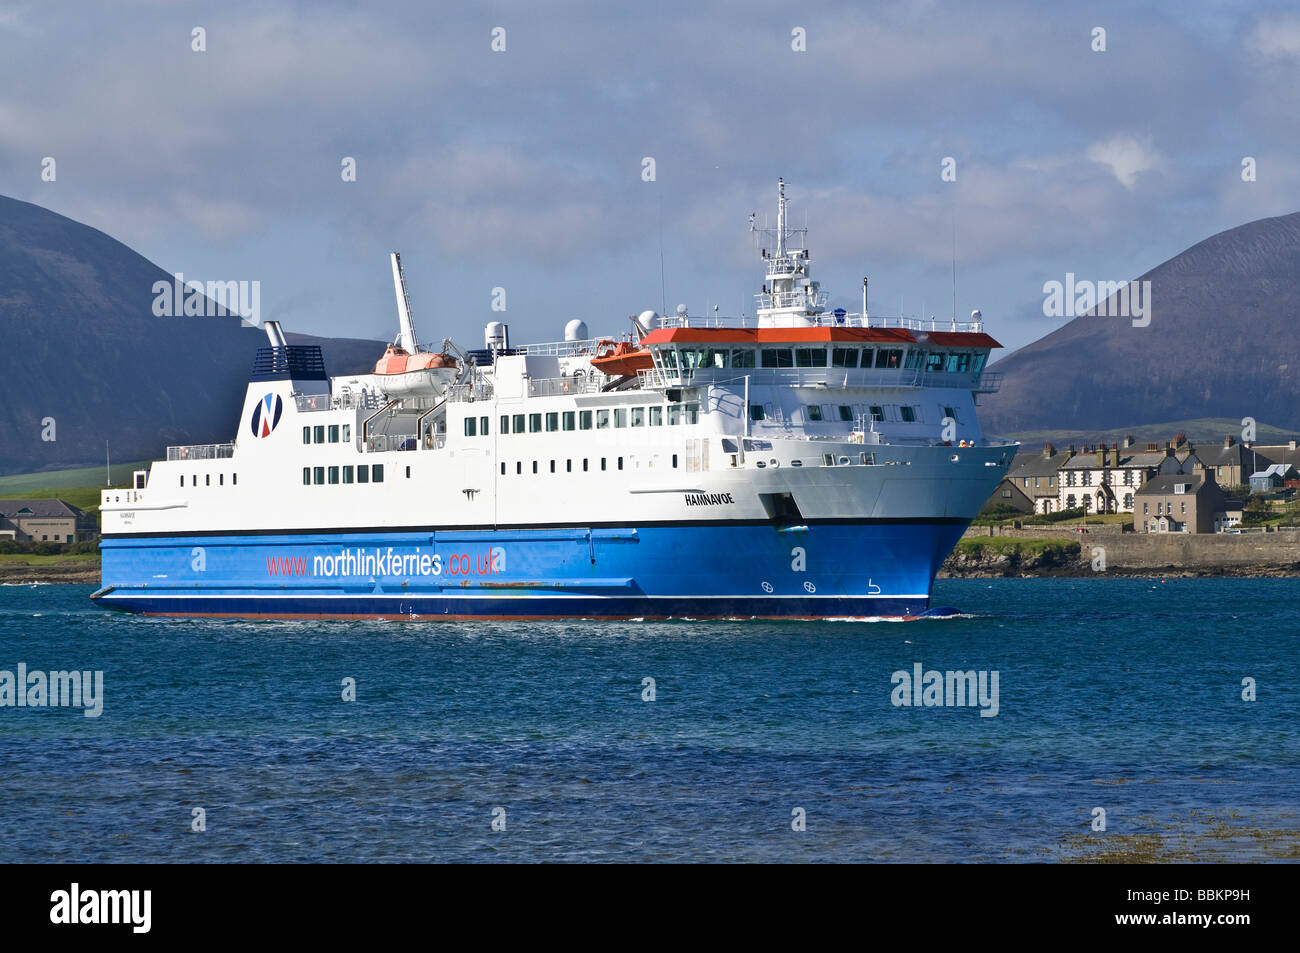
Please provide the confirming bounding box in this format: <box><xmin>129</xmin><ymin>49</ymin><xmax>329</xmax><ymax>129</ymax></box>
<box><xmin>373</xmin><ymin>345</ymin><xmax>460</xmax><ymax>396</ymax></box>
<box><xmin>590</xmin><ymin>340</ymin><xmax>653</xmax><ymax>376</ymax></box>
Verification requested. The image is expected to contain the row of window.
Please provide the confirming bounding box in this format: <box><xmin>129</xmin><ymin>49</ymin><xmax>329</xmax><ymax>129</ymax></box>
<box><xmin>465</xmin><ymin>404</ymin><xmax>702</xmax><ymax>437</ymax></box>
<box><xmin>750</xmin><ymin>402</ymin><xmax>946</xmax><ymax>425</ymax></box>
<box><xmin>1065</xmin><ymin>469</ymin><xmax>1139</xmax><ymax>487</ymax></box>
<box><xmin>500</xmin><ymin>455</ymin><xmax>680</xmax><ymax>475</ymax></box>
<box><xmin>661</xmin><ymin>347</ymin><xmax>986</xmax><ymax>374</ymax></box>
<box><xmin>1145</xmin><ymin>500</ymin><xmax>1186</xmax><ymax>515</ymax></box>
<box><xmin>180</xmin><ymin>473</ymin><xmax>238</xmax><ymax>487</ymax></box>
<box><xmin>303</xmin><ymin>424</ymin><xmax>353</xmax><ymax>445</ymax></box>
<box><xmin>302</xmin><ymin>464</ymin><xmax>385</xmax><ymax>486</ymax></box>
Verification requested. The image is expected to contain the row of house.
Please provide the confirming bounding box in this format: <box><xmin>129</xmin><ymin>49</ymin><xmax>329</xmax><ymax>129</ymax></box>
<box><xmin>0</xmin><ymin>500</ymin><xmax>97</xmax><ymax>544</ymax></box>
<box><xmin>989</xmin><ymin>434</ymin><xmax>1300</xmax><ymax>533</ymax></box>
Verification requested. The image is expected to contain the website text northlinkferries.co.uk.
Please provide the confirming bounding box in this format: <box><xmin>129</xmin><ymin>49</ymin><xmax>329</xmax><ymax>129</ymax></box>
<box><xmin>266</xmin><ymin>547</ymin><xmax>506</xmax><ymax>579</ymax></box>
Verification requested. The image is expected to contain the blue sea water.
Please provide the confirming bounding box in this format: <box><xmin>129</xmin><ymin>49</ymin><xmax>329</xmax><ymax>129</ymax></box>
<box><xmin>0</xmin><ymin>578</ymin><xmax>1295</xmax><ymax>863</ymax></box>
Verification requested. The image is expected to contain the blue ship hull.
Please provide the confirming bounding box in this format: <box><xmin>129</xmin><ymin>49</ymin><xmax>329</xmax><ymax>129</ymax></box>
<box><xmin>93</xmin><ymin>520</ymin><xmax>969</xmax><ymax>619</ymax></box>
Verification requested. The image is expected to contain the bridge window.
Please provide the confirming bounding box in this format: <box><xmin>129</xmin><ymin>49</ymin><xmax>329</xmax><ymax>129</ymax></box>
<box><xmin>464</xmin><ymin>417</ymin><xmax>477</xmax><ymax>437</ymax></box>
<box><xmin>596</xmin><ymin>410</ymin><xmax>610</xmax><ymax>430</ymax></box>
<box><xmin>329</xmin><ymin>425</ymin><xmax>340</xmax><ymax>443</ymax></box>
<box><xmin>731</xmin><ymin>349</ymin><xmax>756</xmax><ymax>368</ymax></box>
<box><xmin>904</xmin><ymin>350</ymin><xmax>924</xmax><ymax>370</ymax></box>
<box><xmin>750</xmin><ymin>405</ymin><xmax>765</xmax><ymax>421</ymax></box>
<box><xmin>831</xmin><ymin>347</ymin><xmax>859</xmax><ymax>368</ymax></box>
<box><xmin>328</xmin><ymin>466</ymin><xmax>339</xmax><ymax>484</ymax></box>
<box><xmin>795</xmin><ymin>347</ymin><xmax>827</xmax><ymax>368</ymax></box>
<box><xmin>685</xmin><ymin>403</ymin><xmax>700</xmax><ymax>424</ymax></box>
<box><xmin>343</xmin><ymin>466</ymin><xmax>354</xmax><ymax>484</ymax></box>
<box><xmin>946</xmin><ymin>353</ymin><xmax>971</xmax><ymax>373</ymax></box>
<box><xmin>807</xmin><ymin>405</ymin><xmax>823</xmax><ymax>421</ymax></box>
<box><xmin>900</xmin><ymin>406</ymin><xmax>916</xmax><ymax>422</ymax></box>
<box><xmin>343</xmin><ymin>424</ymin><xmax>352</xmax><ymax>442</ymax></box>
<box><xmin>479</xmin><ymin>417</ymin><xmax>488</xmax><ymax>436</ymax></box>
<box><xmin>563</xmin><ymin>411</ymin><xmax>576</xmax><ymax>431</ymax></box>
<box><xmin>761</xmin><ymin>348</ymin><xmax>794</xmax><ymax>368</ymax></box>
<box><xmin>302</xmin><ymin>427</ymin><xmax>310</xmax><ymax>444</ymax></box>
<box><xmin>649</xmin><ymin>407</ymin><xmax>663</xmax><ymax>426</ymax></box>
<box><xmin>924</xmin><ymin>353</ymin><xmax>945</xmax><ymax>372</ymax></box>
<box><xmin>614</xmin><ymin>408</ymin><xmax>627</xmax><ymax>427</ymax></box>
<box><xmin>372</xmin><ymin>465</ymin><xmax>384</xmax><ymax>483</ymax></box>
<box><xmin>313</xmin><ymin>466</ymin><xmax>325</xmax><ymax>485</ymax></box>
<box><xmin>875</xmin><ymin>349</ymin><xmax>903</xmax><ymax>368</ymax></box>
<box><xmin>545</xmin><ymin>412</ymin><xmax>559</xmax><ymax>432</ymax></box>
<box><xmin>513</xmin><ymin>414</ymin><xmax>525</xmax><ymax>434</ymax></box>
<box><xmin>314</xmin><ymin>425</ymin><xmax>325</xmax><ymax>443</ymax></box>
<box><xmin>869</xmin><ymin>405</ymin><xmax>884</xmax><ymax>422</ymax></box>
<box><xmin>838</xmin><ymin>405</ymin><xmax>853</xmax><ymax>421</ymax></box>
<box><xmin>529</xmin><ymin>413</ymin><xmax>542</xmax><ymax>433</ymax></box>
<box><xmin>973</xmin><ymin>352</ymin><xmax>987</xmax><ymax>373</ymax></box>
<box><xmin>580</xmin><ymin>411</ymin><xmax>593</xmax><ymax>430</ymax></box>
<box><xmin>631</xmin><ymin>407</ymin><xmax>645</xmax><ymax>427</ymax></box>
<box><xmin>358</xmin><ymin>465</ymin><xmax>369</xmax><ymax>483</ymax></box>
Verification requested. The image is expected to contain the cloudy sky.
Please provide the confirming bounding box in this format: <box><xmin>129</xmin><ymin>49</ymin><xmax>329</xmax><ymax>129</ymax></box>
<box><xmin>3</xmin><ymin>0</ymin><xmax>1298</xmax><ymax>356</ymax></box>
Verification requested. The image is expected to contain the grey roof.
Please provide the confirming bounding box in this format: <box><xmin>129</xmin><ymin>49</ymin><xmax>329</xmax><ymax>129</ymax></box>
<box><xmin>1007</xmin><ymin>452</ymin><xmax>1069</xmax><ymax>479</ymax></box>
<box><xmin>1200</xmin><ymin>443</ymin><xmax>1252</xmax><ymax>467</ymax></box>
<box><xmin>0</xmin><ymin>499</ymin><xmax>88</xmax><ymax>519</ymax></box>
<box><xmin>1252</xmin><ymin>446</ymin><xmax>1300</xmax><ymax>468</ymax></box>
<box><xmin>1135</xmin><ymin>473</ymin><xmax>1211</xmax><ymax>495</ymax></box>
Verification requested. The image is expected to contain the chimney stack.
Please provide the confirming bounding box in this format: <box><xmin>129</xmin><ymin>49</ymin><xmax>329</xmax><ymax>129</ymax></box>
<box><xmin>1123</xmin><ymin>435</ymin><xmax>1135</xmax><ymax>448</ymax></box>
<box><xmin>1224</xmin><ymin>435</ymin><xmax>1235</xmax><ymax>448</ymax></box>
<box><xmin>1042</xmin><ymin>443</ymin><xmax>1055</xmax><ymax>458</ymax></box>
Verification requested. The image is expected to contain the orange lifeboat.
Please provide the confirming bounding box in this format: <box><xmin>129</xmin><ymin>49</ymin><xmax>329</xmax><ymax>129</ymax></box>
<box><xmin>589</xmin><ymin>340</ymin><xmax>653</xmax><ymax>377</ymax></box>
<box><xmin>373</xmin><ymin>345</ymin><xmax>459</xmax><ymax>396</ymax></box>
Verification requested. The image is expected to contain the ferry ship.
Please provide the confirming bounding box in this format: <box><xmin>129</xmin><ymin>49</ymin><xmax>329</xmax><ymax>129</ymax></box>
<box><xmin>93</xmin><ymin>180</ymin><xmax>1015</xmax><ymax>620</ymax></box>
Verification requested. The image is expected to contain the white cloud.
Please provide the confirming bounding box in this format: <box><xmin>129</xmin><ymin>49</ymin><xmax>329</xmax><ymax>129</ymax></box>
<box><xmin>1247</xmin><ymin>15</ymin><xmax>1300</xmax><ymax>58</ymax></box>
<box><xmin>1085</xmin><ymin>136</ymin><xmax>1164</xmax><ymax>190</ymax></box>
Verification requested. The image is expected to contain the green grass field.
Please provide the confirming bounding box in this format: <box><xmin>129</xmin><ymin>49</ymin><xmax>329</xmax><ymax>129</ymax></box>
<box><xmin>0</xmin><ymin>461</ymin><xmax>149</xmax><ymax>517</ymax></box>
<box><xmin>955</xmin><ymin>537</ymin><xmax>1078</xmax><ymax>558</ymax></box>
<box><xmin>0</xmin><ymin>552</ymin><xmax>99</xmax><ymax>566</ymax></box>
<box><xmin>999</xmin><ymin>417</ymin><xmax>1296</xmax><ymax>450</ymax></box>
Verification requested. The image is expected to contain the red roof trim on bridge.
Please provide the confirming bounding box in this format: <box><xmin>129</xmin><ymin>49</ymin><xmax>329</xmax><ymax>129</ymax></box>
<box><xmin>641</xmin><ymin>327</ymin><xmax>921</xmax><ymax>346</ymax></box>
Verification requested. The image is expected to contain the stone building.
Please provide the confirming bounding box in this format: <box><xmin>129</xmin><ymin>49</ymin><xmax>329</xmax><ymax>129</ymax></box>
<box><xmin>1133</xmin><ymin>467</ymin><xmax>1224</xmax><ymax>534</ymax></box>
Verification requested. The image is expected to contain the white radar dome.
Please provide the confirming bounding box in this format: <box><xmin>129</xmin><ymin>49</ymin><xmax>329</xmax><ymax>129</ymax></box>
<box><xmin>638</xmin><ymin>309</ymin><xmax>661</xmax><ymax>329</ymax></box>
<box><xmin>564</xmin><ymin>319</ymin><xmax>588</xmax><ymax>342</ymax></box>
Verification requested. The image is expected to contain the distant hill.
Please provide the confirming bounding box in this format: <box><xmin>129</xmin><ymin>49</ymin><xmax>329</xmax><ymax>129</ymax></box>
<box><xmin>1003</xmin><ymin>417</ymin><xmax>1297</xmax><ymax>454</ymax></box>
<box><xmin>0</xmin><ymin>196</ymin><xmax>383</xmax><ymax>475</ymax></box>
<box><xmin>981</xmin><ymin>211</ymin><xmax>1300</xmax><ymax>435</ymax></box>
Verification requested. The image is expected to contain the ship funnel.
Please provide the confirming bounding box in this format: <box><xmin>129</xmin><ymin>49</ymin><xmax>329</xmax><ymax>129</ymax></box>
<box><xmin>390</xmin><ymin>252</ymin><xmax>419</xmax><ymax>353</ymax></box>
<box><xmin>263</xmin><ymin>320</ymin><xmax>287</xmax><ymax>348</ymax></box>
<box><xmin>485</xmin><ymin>321</ymin><xmax>508</xmax><ymax>349</ymax></box>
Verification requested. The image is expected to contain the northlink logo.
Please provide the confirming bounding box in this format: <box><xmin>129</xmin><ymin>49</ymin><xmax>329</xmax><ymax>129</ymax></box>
<box><xmin>250</xmin><ymin>393</ymin><xmax>283</xmax><ymax>438</ymax></box>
